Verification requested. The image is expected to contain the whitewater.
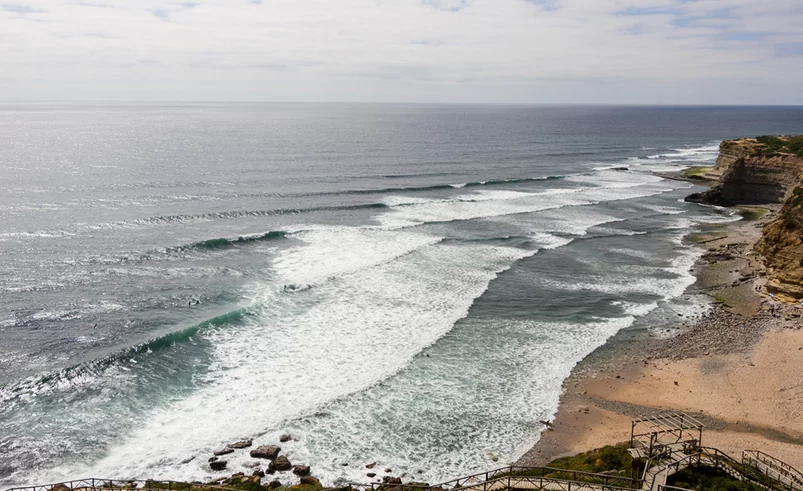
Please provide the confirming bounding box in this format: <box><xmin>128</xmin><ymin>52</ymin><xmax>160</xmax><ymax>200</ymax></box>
<box><xmin>2</xmin><ymin>103</ymin><xmax>803</xmax><ymax>488</ymax></box>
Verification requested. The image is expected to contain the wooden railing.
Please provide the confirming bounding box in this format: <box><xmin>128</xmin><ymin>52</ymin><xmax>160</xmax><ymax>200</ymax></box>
<box><xmin>350</xmin><ymin>466</ymin><xmax>641</xmax><ymax>491</ymax></box>
<box><xmin>743</xmin><ymin>450</ymin><xmax>803</xmax><ymax>490</ymax></box>
<box><xmin>3</xmin><ymin>478</ymin><xmax>240</xmax><ymax>491</ymax></box>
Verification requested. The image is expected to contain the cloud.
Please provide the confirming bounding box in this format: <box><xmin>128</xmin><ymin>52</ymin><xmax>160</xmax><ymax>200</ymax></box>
<box><xmin>0</xmin><ymin>0</ymin><xmax>802</xmax><ymax>103</ymax></box>
<box><xmin>1</xmin><ymin>3</ymin><xmax>44</xmax><ymax>13</ymax></box>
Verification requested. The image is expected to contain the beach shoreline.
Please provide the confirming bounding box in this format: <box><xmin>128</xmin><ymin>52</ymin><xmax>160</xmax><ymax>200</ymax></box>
<box><xmin>516</xmin><ymin>200</ymin><xmax>803</xmax><ymax>470</ymax></box>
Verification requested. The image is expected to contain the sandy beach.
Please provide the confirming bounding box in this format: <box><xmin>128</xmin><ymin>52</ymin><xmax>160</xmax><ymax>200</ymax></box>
<box><xmin>517</xmin><ymin>207</ymin><xmax>803</xmax><ymax>470</ymax></box>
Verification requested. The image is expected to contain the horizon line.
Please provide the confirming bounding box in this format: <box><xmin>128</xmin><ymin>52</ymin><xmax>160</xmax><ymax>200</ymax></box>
<box><xmin>2</xmin><ymin>100</ymin><xmax>803</xmax><ymax>108</ymax></box>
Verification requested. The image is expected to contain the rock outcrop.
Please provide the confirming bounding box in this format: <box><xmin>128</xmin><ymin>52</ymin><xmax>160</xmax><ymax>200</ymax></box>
<box><xmin>756</xmin><ymin>187</ymin><xmax>803</xmax><ymax>301</ymax></box>
<box><xmin>269</xmin><ymin>455</ymin><xmax>292</xmax><ymax>472</ymax></box>
<box><xmin>685</xmin><ymin>137</ymin><xmax>803</xmax><ymax>206</ymax></box>
<box><xmin>250</xmin><ymin>445</ymin><xmax>281</xmax><ymax>460</ymax></box>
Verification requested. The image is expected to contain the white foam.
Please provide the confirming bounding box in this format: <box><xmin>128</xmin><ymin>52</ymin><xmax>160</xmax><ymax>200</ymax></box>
<box><xmin>382</xmin><ymin>196</ymin><xmax>436</xmax><ymax>207</ymax></box>
<box><xmin>457</xmin><ymin>189</ymin><xmax>535</xmax><ymax>201</ymax></box>
<box><xmin>492</xmin><ymin>207</ymin><xmax>626</xmax><ymax>237</ymax></box>
<box><xmin>268</xmin><ymin>316</ymin><xmax>639</xmax><ymax>486</ymax></box>
<box><xmin>377</xmin><ymin>177</ymin><xmax>676</xmax><ymax>229</ymax></box>
<box><xmin>647</xmin><ymin>144</ymin><xmax>720</xmax><ymax>161</ymax></box>
<box><xmin>39</xmin><ymin>242</ymin><xmax>535</xmax><ymax>484</ymax></box>
<box><xmin>272</xmin><ymin>227</ymin><xmax>442</xmax><ymax>285</ymax></box>
<box><xmin>641</xmin><ymin>204</ymin><xmax>687</xmax><ymax>215</ymax></box>
<box><xmin>545</xmin><ymin>239</ymin><xmax>700</xmax><ymax>301</ymax></box>
<box><xmin>529</xmin><ymin>233</ymin><xmax>574</xmax><ymax>250</ymax></box>
<box><xmin>622</xmin><ymin>302</ymin><xmax>659</xmax><ymax>317</ymax></box>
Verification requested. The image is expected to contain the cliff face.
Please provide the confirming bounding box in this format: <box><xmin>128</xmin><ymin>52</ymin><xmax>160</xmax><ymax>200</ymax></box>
<box><xmin>686</xmin><ymin>137</ymin><xmax>803</xmax><ymax>206</ymax></box>
<box><xmin>756</xmin><ymin>188</ymin><xmax>803</xmax><ymax>301</ymax></box>
<box><xmin>687</xmin><ymin>136</ymin><xmax>803</xmax><ymax>301</ymax></box>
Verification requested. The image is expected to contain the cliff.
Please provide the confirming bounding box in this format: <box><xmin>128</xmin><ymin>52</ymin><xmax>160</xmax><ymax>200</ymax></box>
<box><xmin>686</xmin><ymin>136</ymin><xmax>803</xmax><ymax>206</ymax></box>
<box><xmin>687</xmin><ymin>136</ymin><xmax>803</xmax><ymax>301</ymax></box>
<box><xmin>755</xmin><ymin>187</ymin><xmax>803</xmax><ymax>301</ymax></box>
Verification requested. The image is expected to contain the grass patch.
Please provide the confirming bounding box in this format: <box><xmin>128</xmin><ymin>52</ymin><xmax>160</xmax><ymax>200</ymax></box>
<box><xmin>498</xmin><ymin>444</ymin><xmax>642</xmax><ymax>488</ymax></box>
<box><xmin>682</xmin><ymin>166</ymin><xmax>711</xmax><ymax>179</ymax></box>
<box><xmin>737</xmin><ymin>207</ymin><xmax>769</xmax><ymax>221</ymax></box>
<box><xmin>545</xmin><ymin>444</ymin><xmax>635</xmax><ymax>474</ymax></box>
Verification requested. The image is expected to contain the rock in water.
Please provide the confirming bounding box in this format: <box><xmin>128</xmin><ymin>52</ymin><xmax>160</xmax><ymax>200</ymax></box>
<box><xmin>383</xmin><ymin>477</ymin><xmax>402</xmax><ymax>484</ymax></box>
<box><xmin>269</xmin><ymin>455</ymin><xmax>292</xmax><ymax>472</ymax></box>
<box><xmin>299</xmin><ymin>476</ymin><xmax>321</xmax><ymax>487</ymax></box>
<box><xmin>279</xmin><ymin>434</ymin><xmax>292</xmax><ymax>443</ymax></box>
<box><xmin>250</xmin><ymin>445</ymin><xmax>281</xmax><ymax>460</ymax></box>
<box><xmin>214</xmin><ymin>447</ymin><xmax>234</xmax><ymax>456</ymax></box>
<box><xmin>229</xmin><ymin>439</ymin><xmax>253</xmax><ymax>449</ymax></box>
<box><xmin>293</xmin><ymin>465</ymin><xmax>311</xmax><ymax>476</ymax></box>
<box><xmin>210</xmin><ymin>460</ymin><xmax>228</xmax><ymax>471</ymax></box>
<box><xmin>268</xmin><ymin>480</ymin><xmax>282</xmax><ymax>489</ymax></box>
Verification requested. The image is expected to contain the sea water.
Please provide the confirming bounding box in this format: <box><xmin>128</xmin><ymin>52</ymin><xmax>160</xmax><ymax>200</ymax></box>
<box><xmin>1</xmin><ymin>104</ymin><xmax>802</xmax><ymax>487</ymax></box>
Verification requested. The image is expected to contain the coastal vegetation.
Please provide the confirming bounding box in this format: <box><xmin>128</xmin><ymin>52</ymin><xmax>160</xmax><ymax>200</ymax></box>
<box><xmin>682</xmin><ymin>166</ymin><xmax>711</xmax><ymax>179</ymax></box>
<box><xmin>539</xmin><ymin>444</ymin><xmax>635</xmax><ymax>475</ymax></box>
<box><xmin>754</xmin><ymin>135</ymin><xmax>803</xmax><ymax>157</ymax></box>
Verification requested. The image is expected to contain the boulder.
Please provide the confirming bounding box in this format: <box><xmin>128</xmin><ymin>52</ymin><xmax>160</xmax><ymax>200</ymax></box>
<box><xmin>268</xmin><ymin>480</ymin><xmax>283</xmax><ymax>489</ymax></box>
<box><xmin>253</xmin><ymin>470</ymin><xmax>266</xmax><ymax>478</ymax></box>
<box><xmin>280</xmin><ymin>434</ymin><xmax>292</xmax><ymax>443</ymax></box>
<box><xmin>208</xmin><ymin>456</ymin><xmax>218</xmax><ymax>463</ymax></box>
<box><xmin>293</xmin><ymin>465</ymin><xmax>311</xmax><ymax>476</ymax></box>
<box><xmin>367</xmin><ymin>473</ymin><xmax>376</xmax><ymax>478</ymax></box>
<box><xmin>229</xmin><ymin>439</ymin><xmax>253</xmax><ymax>449</ymax></box>
<box><xmin>383</xmin><ymin>477</ymin><xmax>402</xmax><ymax>485</ymax></box>
<box><xmin>251</xmin><ymin>445</ymin><xmax>281</xmax><ymax>460</ymax></box>
<box><xmin>384</xmin><ymin>468</ymin><xmax>392</xmax><ymax>473</ymax></box>
<box><xmin>214</xmin><ymin>447</ymin><xmax>234</xmax><ymax>456</ymax></box>
<box><xmin>269</xmin><ymin>455</ymin><xmax>293</xmax><ymax>472</ymax></box>
<box><xmin>299</xmin><ymin>476</ymin><xmax>321</xmax><ymax>487</ymax></box>
<box><xmin>210</xmin><ymin>460</ymin><xmax>228</xmax><ymax>471</ymax></box>
<box><xmin>366</xmin><ymin>462</ymin><xmax>377</xmax><ymax>469</ymax></box>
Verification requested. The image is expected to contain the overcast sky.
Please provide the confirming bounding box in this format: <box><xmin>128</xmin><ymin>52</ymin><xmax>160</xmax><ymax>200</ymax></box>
<box><xmin>2</xmin><ymin>0</ymin><xmax>803</xmax><ymax>104</ymax></box>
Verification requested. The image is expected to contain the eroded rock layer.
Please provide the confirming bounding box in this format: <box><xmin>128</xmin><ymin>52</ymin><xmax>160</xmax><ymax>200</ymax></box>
<box><xmin>756</xmin><ymin>187</ymin><xmax>803</xmax><ymax>301</ymax></box>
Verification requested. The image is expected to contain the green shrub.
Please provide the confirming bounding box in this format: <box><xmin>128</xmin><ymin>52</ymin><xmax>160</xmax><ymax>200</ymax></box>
<box><xmin>669</xmin><ymin>467</ymin><xmax>766</xmax><ymax>491</ymax></box>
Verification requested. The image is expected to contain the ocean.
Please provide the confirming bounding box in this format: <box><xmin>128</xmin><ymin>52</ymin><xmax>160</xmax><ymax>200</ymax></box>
<box><xmin>1</xmin><ymin>104</ymin><xmax>802</xmax><ymax>487</ymax></box>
